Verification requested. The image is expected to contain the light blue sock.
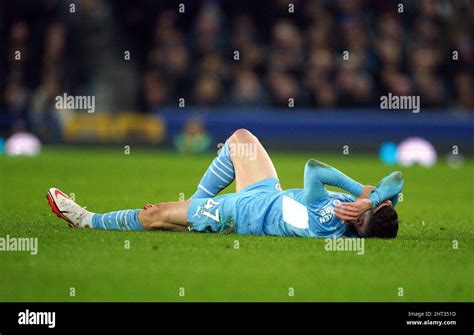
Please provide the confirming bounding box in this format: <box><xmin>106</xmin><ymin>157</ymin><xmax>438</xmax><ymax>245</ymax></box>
<box><xmin>92</xmin><ymin>209</ymin><xmax>144</xmax><ymax>231</ymax></box>
<box><xmin>192</xmin><ymin>141</ymin><xmax>235</xmax><ymax>198</ymax></box>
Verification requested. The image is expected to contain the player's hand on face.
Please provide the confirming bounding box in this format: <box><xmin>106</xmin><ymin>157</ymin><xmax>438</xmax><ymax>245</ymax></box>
<box><xmin>143</xmin><ymin>204</ymin><xmax>154</xmax><ymax>210</ymax></box>
<box><xmin>334</xmin><ymin>198</ymin><xmax>372</xmax><ymax>222</ymax></box>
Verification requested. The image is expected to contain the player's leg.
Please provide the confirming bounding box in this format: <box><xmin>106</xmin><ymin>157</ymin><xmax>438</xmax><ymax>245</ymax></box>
<box><xmin>47</xmin><ymin>188</ymin><xmax>190</xmax><ymax>232</ymax></box>
<box><xmin>138</xmin><ymin>201</ymin><xmax>190</xmax><ymax>231</ymax></box>
<box><xmin>191</xmin><ymin>128</ymin><xmax>278</xmax><ymax>197</ymax></box>
<box><xmin>227</xmin><ymin>129</ymin><xmax>278</xmax><ymax>192</ymax></box>
<box><xmin>91</xmin><ymin>204</ymin><xmax>189</xmax><ymax>232</ymax></box>
<box><xmin>191</xmin><ymin>133</ymin><xmax>236</xmax><ymax>198</ymax></box>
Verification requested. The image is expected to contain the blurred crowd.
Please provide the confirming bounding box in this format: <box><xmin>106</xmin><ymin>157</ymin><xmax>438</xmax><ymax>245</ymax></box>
<box><xmin>1</xmin><ymin>0</ymin><xmax>473</xmax><ymax>136</ymax></box>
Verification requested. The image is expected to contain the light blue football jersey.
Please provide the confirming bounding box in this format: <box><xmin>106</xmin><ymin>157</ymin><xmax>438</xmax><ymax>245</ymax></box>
<box><xmin>187</xmin><ymin>159</ymin><xmax>402</xmax><ymax>238</ymax></box>
<box><xmin>187</xmin><ymin>178</ymin><xmax>357</xmax><ymax>238</ymax></box>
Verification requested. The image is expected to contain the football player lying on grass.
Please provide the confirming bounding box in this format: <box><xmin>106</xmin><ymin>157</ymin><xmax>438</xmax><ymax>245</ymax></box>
<box><xmin>47</xmin><ymin>129</ymin><xmax>403</xmax><ymax>238</ymax></box>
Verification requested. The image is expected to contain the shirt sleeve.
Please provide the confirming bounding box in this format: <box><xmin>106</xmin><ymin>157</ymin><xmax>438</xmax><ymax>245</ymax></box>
<box><xmin>367</xmin><ymin>171</ymin><xmax>404</xmax><ymax>208</ymax></box>
<box><xmin>304</xmin><ymin>159</ymin><xmax>364</xmax><ymax>203</ymax></box>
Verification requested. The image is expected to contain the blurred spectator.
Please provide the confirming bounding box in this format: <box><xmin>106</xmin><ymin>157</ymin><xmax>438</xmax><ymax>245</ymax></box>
<box><xmin>30</xmin><ymin>75</ymin><xmax>61</xmax><ymax>141</ymax></box>
<box><xmin>454</xmin><ymin>72</ymin><xmax>473</xmax><ymax>110</ymax></box>
<box><xmin>312</xmin><ymin>82</ymin><xmax>338</xmax><ymax>108</ymax></box>
<box><xmin>143</xmin><ymin>70</ymin><xmax>169</xmax><ymax>108</ymax></box>
<box><xmin>193</xmin><ymin>4</ymin><xmax>226</xmax><ymax>55</ymax></box>
<box><xmin>4</xmin><ymin>75</ymin><xmax>30</xmax><ymax>122</ymax></box>
<box><xmin>193</xmin><ymin>74</ymin><xmax>224</xmax><ymax>106</ymax></box>
<box><xmin>174</xmin><ymin>118</ymin><xmax>212</xmax><ymax>155</ymax></box>
<box><xmin>30</xmin><ymin>22</ymin><xmax>66</xmax><ymax>140</ymax></box>
<box><xmin>230</xmin><ymin>69</ymin><xmax>267</xmax><ymax>106</ymax></box>
<box><xmin>266</xmin><ymin>70</ymin><xmax>300</xmax><ymax>107</ymax></box>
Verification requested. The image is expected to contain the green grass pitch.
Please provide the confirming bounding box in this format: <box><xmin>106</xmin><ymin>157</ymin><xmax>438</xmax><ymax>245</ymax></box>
<box><xmin>0</xmin><ymin>148</ymin><xmax>472</xmax><ymax>302</ymax></box>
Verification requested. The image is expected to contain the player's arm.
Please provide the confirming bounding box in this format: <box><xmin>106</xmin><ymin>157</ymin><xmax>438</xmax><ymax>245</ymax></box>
<box><xmin>359</xmin><ymin>185</ymin><xmax>374</xmax><ymax>198</ymax></box>
<box><xmin>367</xmin><ymin>171</ymin><xmax>404</xmax><ymax>208</ymax></box>
<box><xmin>334</xmin><ymin>171</ymin><xmax>404</xmax><ymax>221</ymax></box>
<box><xmin>303</xmin><ymin>159</ymin><xmax>364</xmax><ymax>202</ymax></box>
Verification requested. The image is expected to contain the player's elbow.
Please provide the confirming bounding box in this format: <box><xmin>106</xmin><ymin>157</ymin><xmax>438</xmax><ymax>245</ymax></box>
<box><xmin>394</xmin><ymin>171</ymin><xmax>403</xmax><ymax>180</ymax></box>
<box><xmin>391</xmin><ymin>171</ymin><xmax>404</xmax><ymax>188</ymax></box>
<box><xmin>304</xmin><ymin>159</ymin><xmax>322</xmax><ymax>185</ymax></box>
<box><xmin>304</xmin><ymin>159</ymin><xmax>320</xmax><ymax>176</ymax></box>
<box><xmin>305</xmin><ymin>159</ymin><xmax>329</xmax><ymax>170</ymax></box>
<box><xmin>306</xmin><ymin>159</ymin><xmax>319</xmax><ymax>169</ymax></box>
<box><xmin>394</xmin><ymin>171</ymin><xmax>404</xmax><ymax>190</ymax></box>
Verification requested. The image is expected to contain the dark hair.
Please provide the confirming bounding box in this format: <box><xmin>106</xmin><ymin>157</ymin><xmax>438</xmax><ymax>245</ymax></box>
<box><xmin>365</xmin><ymin>206</ymin><xmax>399</xmax><ymax>239</ymax></box>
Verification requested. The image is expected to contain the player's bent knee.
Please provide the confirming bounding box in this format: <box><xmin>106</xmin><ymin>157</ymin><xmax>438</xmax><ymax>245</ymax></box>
<box><xmin>230</xmin><ymin>128</ymin><xmax>257</xmax><ymax>144</ymax></box>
